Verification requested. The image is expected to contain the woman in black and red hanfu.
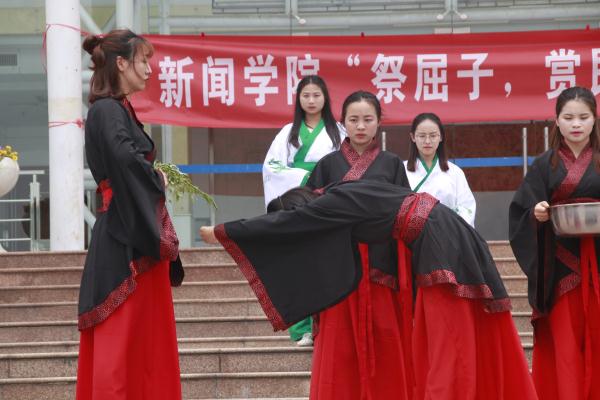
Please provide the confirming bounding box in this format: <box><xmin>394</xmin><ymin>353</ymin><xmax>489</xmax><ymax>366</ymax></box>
<box><xmin>75</xmin><ymin>29</ymin><xmax>183</xmax><ymax>400</ymax></box>
<box><xmin>303</xmin><ymin>91</ymin><xmax>412</xmax><ymax>400</ymax></box>
<box><xmin>510</xmin><ymin>86</ymin><xmax>600</xmax><ymax>400</ymax></box>
<box><xmin>201</xmin><ymin>180</ymin><xmax>537</xmax><ymax>400</ymax></box>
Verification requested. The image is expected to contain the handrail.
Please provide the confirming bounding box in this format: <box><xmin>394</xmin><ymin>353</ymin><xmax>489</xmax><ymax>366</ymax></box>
<box><xmin>0</xmin><ymin>170</ymin><xmax>44</xmax><ymax>251</ymax></box>
<box><xmin>177</xmin><ymin>156</ymin><xmax>540</xmax><ymax>174</ymax></box>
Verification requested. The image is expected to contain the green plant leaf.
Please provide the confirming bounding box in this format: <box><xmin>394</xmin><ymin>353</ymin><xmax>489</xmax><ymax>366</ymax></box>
<box><xmin>154</xmin><ymin>161</ymin><xmax>217</xmax><ymax>209</ymax></box>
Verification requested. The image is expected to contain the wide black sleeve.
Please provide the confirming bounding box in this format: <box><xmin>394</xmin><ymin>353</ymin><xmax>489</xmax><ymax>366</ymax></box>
<box><xmin>508</xmin><ymin>155</ymin><xmax>552</xmax><ymax>312</ymax></box>
<box><xmin>90</xmin><ymin>100</ymin><xmax>165</xmax><ymax>260</ymax></box>
<box><xmin>216</xmin><ymin>181</ymin><xmax>396</xmax><ymax>329</ymax></box>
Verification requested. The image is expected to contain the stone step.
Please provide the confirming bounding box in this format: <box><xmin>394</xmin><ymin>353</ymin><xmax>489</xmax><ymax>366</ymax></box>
<box><xmin>0</xmin><ymin>263</ymin><xmax>243</xmax><ymax>286</ymax></box>
<box><xmin>0</xmin><ymin>244</ymin><xmax>516</xmax><ymax>269</ymax></box>
<box><xmin>0</xmin><ymin>275</ymin><xmax>528</xmax><ymax>303</ymax></box>
<box><xmin>0</xmin><ymin>315</ymin><xmax>533</xmax><ymax>345</ymax></box>
<box><xmin>0</xmin><ymin>281</ymin><xmax>254</xmax><ymax>303</ymax></box>
<box><xmin>487</xmin><ymin>241</ymin><xmax>513</xmax><ymax>258</ymax></box>
<box><xmin>0</xmin><ymin>267</ymin><xmax>83</xmax><ymax>286</ymax></box>
<box><xmin>0</xmin><ymin>343</ymin><xmax>535</xmax><ymax>398</ymax></box>
<box><xmin>0</xmin><ymin>347</ymin><xmax>313</xmax><ymax>379</ymax></box>
<box><xmin>0</xmin><ymin>316</ymin><xmax>282</xmax><ymax>343</ymax></box>
<box><xmin>0</xmin><ymin>328</ymin><xmax>534</xmax><ymax>356</ymax></box>
<box><xmin>508</xmin><ymin>293</ymin><xmax>532</xmax><ymax>313</ymax></box>
<box><xmin>0</xmin><ymin>372</ymin><xmax>311</xmax><ymax>400</ymax></box>
<box><xmin>494</xmin><ymin>257</ymin><xmax>524</xmax><ymax>276</ymax></box>
<box><xmin>0</xmin><ymin>336</ymin><xmax>294</xmax><ymax>355</ymax></box>
<box><xmin>0</xmin><ymin>251</ymin><xmax>86</xmax><ymax>269</ymax></box>
<box><xmin>0</xmin><ymin>248</ymin><xmax>232</xmax><ymax>269</ymax></box>
<box><xmin>178</xmin><ymin>247</ymin><xmax>237</xmax><ymax>265</ymax></box>
<box><xmin>0</xmin><ymin>290</ymin><xmax>533</xmax><ymax>323</ymax></box>
<box><xmin>0</xmin><ymin>333</ymin><xmax>532</xmax><ymax>357</ymax></box>
<box><xmin>0</xmin><ymin>319</ymin><xmax>532</xmax><ymax>348</ymax></box>
<box><xmin>0</xmin><ymin>297</ymin><xmax>264</xmax><ymax>322</ymax></box>
<box><xmin>512</xmin><ymin>311</ymin><xmax>533</xmax><ymax>332</ymax></box>
<box><xmin>1</xmin><ymin>260</ymin><xmax>527</xmax><ymax>287</ymax></box>
<box><xmin>501</xmin><ymin>275</ymin><xmax>528</xmax><ymax>293</ymax></box>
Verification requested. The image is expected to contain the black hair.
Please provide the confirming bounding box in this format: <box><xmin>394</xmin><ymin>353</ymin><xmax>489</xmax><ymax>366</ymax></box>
<box><xmin>288</xmin><ymin>75</ymin><xmax>341</xmax><ymax>149</ymax></box>
<box><xmin>340</xmin><ymin>90</ymin><xmax>382</xmax><ymax>123</ymax></box>
<box><xmin>266</xmin><ymin>187</ymin><xmax>319</xmax><ymax>213</ymax></box>
<box><xmin>406</xmin><ymin>112</ymin><xmax>449</xmax><ymax>172</ymax></box>
<box><xmin>83</xmin><ymin>29</ymin><xmax>153</xmax><ymax>103</ymax></box>
<box><xmin>549</xmin><ymin>86</ymin><xmax>600</xmax><ymax>172</ymax></box>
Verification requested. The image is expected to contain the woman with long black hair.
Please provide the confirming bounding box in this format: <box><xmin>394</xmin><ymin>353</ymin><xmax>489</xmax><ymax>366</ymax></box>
<box><xmin>510</xmin><ymin>86</ymin><xmax>600</xmax><ymax>400</ymax></box>
<box><xmin>262</xmin><ymin>74</ymin><xmax>344</xmax><ymax>345</ymax></box>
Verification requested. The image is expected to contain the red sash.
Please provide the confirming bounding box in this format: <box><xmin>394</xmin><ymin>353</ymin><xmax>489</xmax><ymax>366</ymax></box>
<box><xmin>96</xmin><ymin>179</ymin><xmax>113</xmax><ymax>213</ymax></box>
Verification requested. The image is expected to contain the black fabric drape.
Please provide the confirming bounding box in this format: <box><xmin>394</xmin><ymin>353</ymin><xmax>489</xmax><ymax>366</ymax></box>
<box><xmin>219</xmin><ymin>181</ymin><xmax>509</xmax><ymax>330</ymax></box>
<box><xmin>79</xmin><ymin>97</ymin><xmax>177</xmax><ymax>322</ymax></box>
<box><xmin>306</xmin><ymin>146</ymin><xmax>409</xmax><ymax>189</ymax></box>
<box><xmin>305</xmin><ymin>143</ymin><xmax>410</xmax><ymax>286</ymax></box>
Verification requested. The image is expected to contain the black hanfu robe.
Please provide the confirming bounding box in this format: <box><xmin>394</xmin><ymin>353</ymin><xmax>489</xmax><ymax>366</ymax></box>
<box><xmin>217</xmin><ymin>180</ymin><xmax>509</xmax><ymax>330</ymax></box>
<box><xmin>76</xmin><ymin>97</ymin><xmax>182</xmax><ymax>400</ymax></box>
<box><xmin>217</xmin><ymin>180</ymin><xmax>537</xmax><ymax>399</ymax></box>
<box><xmin>78</xmin><ymin>97</ymin><xmax>182</xmax><ymax>329</ymax></box>
<box><xmin>509</xmin><ymin>145</ymin><xmax>600</xmax><ymax>400</ymax></box>
<box><xmin>306</xmin><ymin>138</ymin><xmax>410</xmax><ymax>287</ymax></box>
<box><xmin>510</xmin><ymin>146</ymin><xmax>600</xmax><ymax>314</ymax></box>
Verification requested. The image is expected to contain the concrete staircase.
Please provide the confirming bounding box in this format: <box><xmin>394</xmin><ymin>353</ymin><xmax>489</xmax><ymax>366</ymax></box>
<box><xmin>0</xmin><ymin>241</ymin><xmax>531</xmax><ymax>400</ymax></box>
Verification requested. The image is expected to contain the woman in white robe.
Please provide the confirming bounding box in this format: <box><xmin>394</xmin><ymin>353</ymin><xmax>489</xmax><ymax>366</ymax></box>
<box><xmin>262</xmin><ymin>75</ymin><xmax>345</xmax><ymax>344</ymax></box>
<box><xmin>262</xmin><ymin>75</ymin><xmax>345</xmax><ymax>207</ymax></box>
<box><xmin>404</xmin><ymin>112</ymin><xmax>476</xmax><ymax>227</ymax></box>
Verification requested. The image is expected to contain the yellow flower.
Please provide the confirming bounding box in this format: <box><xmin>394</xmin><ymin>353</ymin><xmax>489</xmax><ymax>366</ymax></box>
<box><xmin>0</xmin><ymin>145</ymin><xmax>18</xmax><ymax>161</ymax></box>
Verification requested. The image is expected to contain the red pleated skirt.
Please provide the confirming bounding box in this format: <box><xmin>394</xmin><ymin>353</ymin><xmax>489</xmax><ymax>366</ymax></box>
<box><xmin>413</xmin><ymin>284</ymin><xmax>537</xmax><ymax>400</ymax></box>
<box><xmin>75</xmin><ymin>260</ymin><xmax>181</xmax><ymax>400</ymax></box>
<box><xmin>532</xmin><ymin>285</ymin><xmax>600</xmax><ymax>400</ymax></box>
<box><xmin>310</xmin><ymin>279</ymin><xmax>412</xmax><ymax>400</ymax></box>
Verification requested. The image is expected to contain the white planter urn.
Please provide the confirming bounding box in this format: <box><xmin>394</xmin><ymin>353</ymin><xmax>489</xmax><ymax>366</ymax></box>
<box><xmin>0</xmin><ymin>157</ymin><xmax>19</xmax><ymax>197</ymax></box>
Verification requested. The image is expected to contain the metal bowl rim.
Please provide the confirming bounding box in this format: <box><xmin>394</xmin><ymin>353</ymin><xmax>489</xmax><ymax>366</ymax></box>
<box><xmin>550</xmin><ymin>202</ymin><xmax>600</xmax><ymax>210</ymax></box>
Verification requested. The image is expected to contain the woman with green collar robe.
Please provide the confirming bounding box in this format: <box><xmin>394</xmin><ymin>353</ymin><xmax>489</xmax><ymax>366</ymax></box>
<box><xmin>262</xmin><ymin>75</ymin><xmax>345</xmax><ymax>345</ymax></box>
<box><xmin>403</xmin><ymin>113</ymin><xmax>476</xmax><ymax>227</ymax></box>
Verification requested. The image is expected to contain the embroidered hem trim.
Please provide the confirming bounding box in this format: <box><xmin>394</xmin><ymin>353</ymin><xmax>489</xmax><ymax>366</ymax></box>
<box><xmin>556</xmin><ymin>272</ymin><xmax>582</xmax><ymax>299</ymax></box>
<box><xmin>214</xmin><ymin>224</ymin><xmax>288</xmax><ymax>331</ymax></box>
<box><xmin>393</xmin><ymin>192</ymin><xmax>438</xmax><ymax>244</ymax></box>
<box><xmin>416</xmin><ymin>269</ymin><xmax>512</xmax><ymax>313</ymax></box>
<box><xmin>79</xmin><ymin>181</ymin><xmax>179</xmax><ymax>330</ymax></box>
<box><xmin>556</xmin><ymin>243</ymin><xmax>580</xmax><ymax>274</ymax></box>
<box><xmin>78</xmin><ymin>262</ymin><xmax>138</xmax><ymax>330</ymax></box>
<box><xmin>532</xmin><ymin>273</ymin><xmax>583</xmax><ymax>323</ymax></box>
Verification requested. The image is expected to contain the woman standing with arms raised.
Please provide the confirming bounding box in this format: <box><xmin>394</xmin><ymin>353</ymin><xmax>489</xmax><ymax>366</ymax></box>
<box><xmin>76</xmin><ymin>29</ymin><xmax>183</xmax><ymax>400</ymax></box>
<box><xmin>262</xmin><ymin>75</ymin><xmax>344</xmax><ymax>345</ymax></box>
<box><xmin>404</xmin><ymin>113</ymin><xmax>476</xmax><ymax>226</ymax></box>
<box><xmin>510</xmin><ymin>86</ymin><xmax>600</xmax><ymax>400</ymax></box>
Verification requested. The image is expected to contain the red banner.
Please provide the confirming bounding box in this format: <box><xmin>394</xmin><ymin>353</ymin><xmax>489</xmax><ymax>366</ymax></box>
<box><xmin>132</xmin><ymin>29</ymin><xmax>600</xmax><ymax>128</ymax></box>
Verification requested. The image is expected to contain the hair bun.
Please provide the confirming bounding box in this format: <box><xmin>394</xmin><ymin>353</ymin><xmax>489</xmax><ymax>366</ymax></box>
<box><xmin>82</xmin><ymin>35</ymin><xmax>102</xmax><ymax>55</ymax></box>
